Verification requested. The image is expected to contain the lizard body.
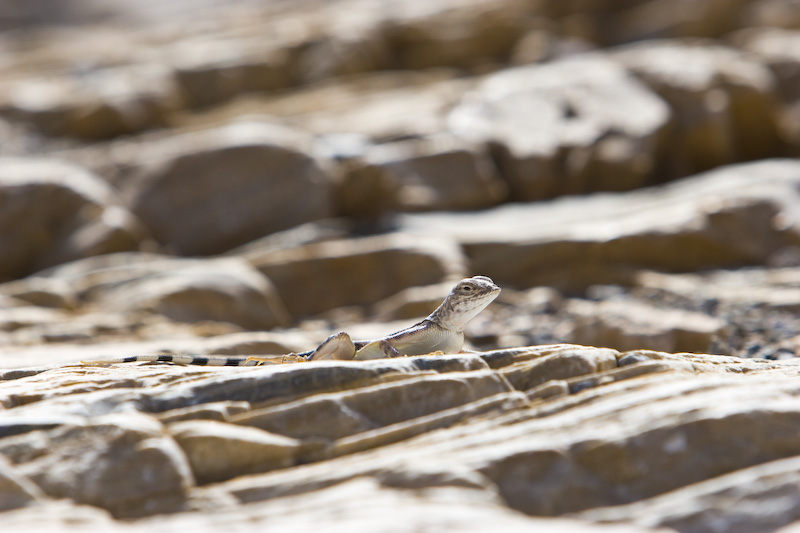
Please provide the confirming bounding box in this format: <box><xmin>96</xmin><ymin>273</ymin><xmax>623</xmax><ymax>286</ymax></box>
<box><xmin>82</xmin><ymin>275</ymin><xmax>500</xmax><ymax>366</ymax></box>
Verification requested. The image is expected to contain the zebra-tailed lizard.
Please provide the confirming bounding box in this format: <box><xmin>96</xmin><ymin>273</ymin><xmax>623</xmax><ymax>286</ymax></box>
<box><xmin>83</xmin><ymin>276</ymin><xmax>500</xmax><ymax>366</ymax></box>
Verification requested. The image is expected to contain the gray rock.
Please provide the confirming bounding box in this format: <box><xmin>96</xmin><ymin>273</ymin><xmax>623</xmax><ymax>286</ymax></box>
<box><xmin>38</xmin><ymin>253</ymin><xmax>291</xmax><ymax>330</ymax></box>
<box><xmin>613</xmin><ymin>40</ymin><xmax>783</xmax><ymax>175</ymax></box>
<box><xmin>399</xmin><ymin>159</ymin><xmax>800</xmax><ymax>291</ymax></box>
<box><xmin>0</xmin><ymin>454</ymin><xmax>44</xmax><ymax>512</ymax></box>
<box><xmin>123</xmin><ymin>120</ymin><xmax>334</xmax><ymax>256</ymax></box>
<box><xmin>564</xmin><ymin>299</ymin><xmax>726</xmax><ymax>353</ymax></box>
<box><xmin>248</xmin><ymin>233</ymin><xmax>466</xmax><ymax>318</ymax></box>
<box><xmin>0</xmin><ymin>158</ymin><xmax>145</xmax><ymax>281</ymax></box>
<box><xmin>169</xmin><ymin>420</ymin><xmax>302</xmax><ymax>484</ymax></box>
<box><xmin>449</xmin><ymin>53</ymin><xmax>670</xmax><ymax>201</ymax></box>
<box><xmin>342</xmin><ymin>134</ymin><xmax>507</xmax><ymax>213</ymax></box>
<box><xmin>0</xmin><ymin>412</ymin><xmax>194</xmax><ymax>518</ymax></box>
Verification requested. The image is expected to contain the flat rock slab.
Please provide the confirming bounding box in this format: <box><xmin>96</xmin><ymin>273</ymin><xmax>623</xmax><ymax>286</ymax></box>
<box><xmin>399</xmin><ymin>159</ymin><xmax>800</xmax><ymax>291</ymax></box>
<box><xmin>1</xmin><ymin>344</ymin><xmax>799</xmax><ymax>532</ymax></box>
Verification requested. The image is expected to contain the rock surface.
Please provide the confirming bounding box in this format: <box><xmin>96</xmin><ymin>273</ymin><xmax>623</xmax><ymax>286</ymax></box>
<box><xmin>0</xmin><ymin>158</ymin><xmax>145</xmax><ymax>281</ymax></box>
<box><xmin>1</xmin><ymin>345</ymin><xmax>799</xmax><ymax>531</ymax></box>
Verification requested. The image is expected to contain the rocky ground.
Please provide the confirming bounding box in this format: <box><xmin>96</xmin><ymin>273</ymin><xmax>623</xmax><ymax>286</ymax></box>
<box><xmin>3</xmin><ymin>0</ymin><xmax>800</xmax><ymax>531</ymax></box>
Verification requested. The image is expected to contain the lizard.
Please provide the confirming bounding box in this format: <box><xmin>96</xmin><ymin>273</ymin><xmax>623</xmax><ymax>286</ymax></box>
<box><xmin>82</xmin><ymin>275</ymin><xmax>500</xmax><ymax>366</ymax></box>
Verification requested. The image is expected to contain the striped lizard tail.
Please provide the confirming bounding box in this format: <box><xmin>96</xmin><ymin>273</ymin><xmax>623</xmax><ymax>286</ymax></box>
<box><xmin>80</xmin><ymin>354</ymin><xmax>305</xmax><ymax>366</ymax></box>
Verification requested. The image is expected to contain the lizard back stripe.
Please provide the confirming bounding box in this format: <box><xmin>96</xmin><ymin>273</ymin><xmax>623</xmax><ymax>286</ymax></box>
<box><xmin>224</xmin><ymin>357</ymin><xmax>241</xmax><ymax>366</ymax></box>
<box><xmin>191</xmin><ymin>357</ymin><xmax>209</xmax><ymax>366</ymax></box>
<box><xmin>157</xmin><ymin>355</ymin><xmax>174</xmax><ymax>362</ymax></box>
<box><xmin>122</xmin><ymin>356</ymin><xmax>138</xmax><ymax>363</ymax></box>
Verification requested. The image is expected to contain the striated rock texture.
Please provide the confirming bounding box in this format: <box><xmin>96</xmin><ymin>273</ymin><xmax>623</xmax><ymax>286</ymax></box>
<box><xmin>1</xmin><ymin>345</ymin><xmax>799</xmax><ymax>532</ymax></box>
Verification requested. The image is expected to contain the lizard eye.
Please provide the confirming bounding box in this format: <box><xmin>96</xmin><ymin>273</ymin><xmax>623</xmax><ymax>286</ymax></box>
<box><xmin>463</xmin><ymin>285</ymin><xmax>473</xmax><ymax>291</ymax></box>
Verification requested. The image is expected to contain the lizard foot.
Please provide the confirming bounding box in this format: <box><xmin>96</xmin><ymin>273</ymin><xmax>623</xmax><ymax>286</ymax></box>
<box><xmin>309</xmin><ymin>332</ymin><xmax>357</xmax><ymax>361</ymax></box>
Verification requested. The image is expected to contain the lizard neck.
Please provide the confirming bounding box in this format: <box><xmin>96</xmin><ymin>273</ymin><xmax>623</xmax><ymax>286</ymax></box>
<box><xmin>427</xmin><ymin>295</ymin><xmax>483</xmax><ymax>332</ymax></box>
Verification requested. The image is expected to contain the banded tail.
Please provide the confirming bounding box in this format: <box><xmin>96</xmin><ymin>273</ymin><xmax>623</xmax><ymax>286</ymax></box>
<box><xmin>81</xmin><ymin>353</ymin><xmax>308</xmax><ymax>367</ymax></box>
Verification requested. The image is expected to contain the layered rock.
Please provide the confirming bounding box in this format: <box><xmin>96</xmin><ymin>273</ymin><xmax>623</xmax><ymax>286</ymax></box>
<box><xmin>1</xmin><ymin>345</ymin><xmax>799</xmax><ymax>532</ymax></box>
<box><xmin>399</xmin><ymin>159</ymin><xmax>800</xmax><ymax>291</ymax></box>
<box><xmin>0</xmin><ymin>158</ymin><xmax>145</xmax><ymax>282</ymax></box>
<box><xmin>123</xmin><ymin>120</ymin><xmax>333</xmax><ymax>256</ymax></box>
<box><xmin>449</xmin><ymin>54</ymin><xmax>670</xmax><ymax>201</ymax></box>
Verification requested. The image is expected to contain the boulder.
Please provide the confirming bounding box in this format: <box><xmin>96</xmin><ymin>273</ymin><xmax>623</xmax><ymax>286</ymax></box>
<box><xmin>169</xmin><ymin>420</ymin><xmax>302</xmax><ymax>484</ymax></box>
<box><xmin>732</xmin><ymin>27</ymin><xmax>800</xmax><ymax>103</ymax></box>
<box><xmin>39</xmin><ymin>253</ymin><xmax>291</xmax><ymax>330</ymax></box>
<box><xmin>123</xmin><ymin>120</ymin><xmax>334</xmax><ymax>256</ymax></box>
<box><xmin>0</xmin><ymin>158</ymin><xmax>145</xmax><ymax>282</ymax></box>
<box><xmin>612</xmin><ymin>40</ymin><xmax>784</xmax><ymax>175</ymax></box>
<box><xmin>563</xmin><ymin>299</ymin><xmax>725</xmax><ymax>353</ymax></box>
<box><xmin>2</xmin><ymin>66</ymin><xmax>174</xmax><ymax>140</ymax></box>
<box><xmin>171</xmin><ymin>38</ymin><xmax>295</xmax><ymax>109</ymax></box>
<box><xmin>383</xmin><ymin>0</ymin><xmax>531</xmax><ymax>70</ymax></box>
<box><xmin>0</xmin><ymin>454</ymin><xmax>44</xmax><ymax>512</ymax></box>
<box><xmin>340</xmin><ymin>134</ymin><xmax>507</xmax><ymax>214</ymax></box>
<box><xmin>448</xmin><ymin>54</ymin><xmax>670</xmax><ymax>201</ymax></box>
<box><xmin>398</xmin><ymin>159</ymin><xmax>800</xmax><ymax>292</ymax></box>
<box><xmin>0</xmin><ymin>412</ymin><xmax>193</xmax><ymax>518</ymax></box>
<box><xmin>247</xmin><ymin>233</ymin><xmax>466</xmax><ymax>318</ymax></box>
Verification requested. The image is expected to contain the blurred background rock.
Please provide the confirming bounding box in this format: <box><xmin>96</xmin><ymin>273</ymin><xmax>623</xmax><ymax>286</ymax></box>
<box><xmin>2</xmin><ymin>0</ymin><xmax>800</xmax><ymax>361</ymax></box>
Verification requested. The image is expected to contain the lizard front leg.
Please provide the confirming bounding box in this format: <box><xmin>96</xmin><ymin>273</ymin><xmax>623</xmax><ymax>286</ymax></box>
<box><xmin>309</xmin><ymin>331</ymin><xmax>358</xmax><ymax>361</ymax></box>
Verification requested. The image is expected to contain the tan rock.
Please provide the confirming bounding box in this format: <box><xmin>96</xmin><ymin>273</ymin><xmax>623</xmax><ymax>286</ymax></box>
<box><xmin>0</xmin><ymin>412</ymin><xmax>194</xmax><ymax>518</ymax></box>
<box><xmin>3</xmin><ymin>66</ymin><xmax>174</xmax><ymax>140</ymax></box>
<box><xmin>0</xmin><ymin>277</ymin><xmax>77</xmax><ymax>309</ymax></box>
<box><xmin>399</xmin><ymin>159</ymin><xmax>800</xmax><ymax>291</ymax></box>
<box><xmin>342</xmin><ymin>134</ymin><xmax>507</xmax><ymax>213</ymax></box>
<box><xmin>169</xmin><ymin>420</ymin><xmax>302</xmax><ymax>484</ymax></box>
<box><xmin>384</xmin><ymin>0</ymin><xmax>531</xmax><ymax>70</ymax></box>
<box><xmin>732</xmin><ymin>27</ymin><xmax>800</xmax><ymax>102</ymax></box>
<box><xmin>123</xmin><ymin>120</ymin><xmax>333</xmax><ymax>256</ymax></box>
<box><xmin>0</xmin><ymin>454</ymin><xmax>44</xmax><ymax>512</ymax></box>
<box><xmin>37</xmin><ymin>253</ymin><xmax>290</xmax><ymax>330</ymax></box>
<box><xmin>448</xmin><ymin>53</ymin><xmax>670</xmax><ymax>201</ymax></box>
<box><xmin>171</xmin><ymin>38</ymin><xmax>295</xmax><ymax>109</ymax></box>
<box><xmin>564</xmin><ymin>299</ymin><xmax>725</xmax><ymax>353</ymax></box>
<box><xmin>248</xmin><ymin>233</ymin><xmax>466</xmax><ymax>318</ymax></box>
<box><xmin>499</xmin><ymin>346</ymin><xmax>618</xmax><ymax>391</ymax></box>
<box><xmin>231</xmin><ymin>370</ymin><xmax>512</xmax><ymax>441</ymax></box>
<box><xmin>612</xmin><ymin>40</ymin><xmax>783</xmax><ymax>174</ymax></box>
<box><xmin>0</xmin><ymin>158</ymin><xmax>145</xmax><ymax>282</ymax></box>
<box><xmin>577</xmin><ymin>455</ymin><xmax>800</xmax><ymax>533</ymax></box>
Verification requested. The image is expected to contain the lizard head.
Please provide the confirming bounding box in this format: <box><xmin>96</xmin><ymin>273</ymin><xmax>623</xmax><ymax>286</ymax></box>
<box><xmin>430</xmin><ymin>275</ymin><xmax>501</xmax><ymax>331</ymax></box>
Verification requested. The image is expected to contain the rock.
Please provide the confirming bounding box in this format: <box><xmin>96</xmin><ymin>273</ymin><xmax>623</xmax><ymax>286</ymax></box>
<box><xmin>294</xmin><ymin>71</ymin><xmax>469</xmax><ymax>141</ymax></box>
<box><xmin>341</xmin><ymin>134</ymin><xmax>507</xmax><ymax>213</ymax></box>
<box><xmin>563</xmin><ymin>299</ymin><xmax>726</xmax><ymax>353</ymax></box>
<box><xmin>39</xmin><ymin>253</ymin><xmax>291</xmax><ymax>330</ymax></box>
<box><xmin>448</xmin><ymin>53</ymin><xmax>670</xmax><ymax>201</ymax></box>
<box><xmin>607</xmin><ymin>0</ymin><xmax>752</xmax><ymax>44</ymax></box>
<box><xmin>3</xmin><ymin>66</ymin><xmax>174</xmax><ymax>140</ymax></box>
<box><xmin>0</xmin><ymin>412</ymin><xmax>194</xmax><ymax>518</ymax></box>
<box><xmin>612</xmin><ymin>40</ymin><xmax>783</xmax><ymax>175</ymax></box>
<box><xmin>578</xmin><ymin>455</ymin><xmax>800</xmax><ymax>533</ymax></box>
<box><xmin>372</xmin><ymin>281</ymin><xmax>452</xmax><ymax>321</ymax></box>
<box><xmin>231</xmin><ymin>370</ymin><xmax>512</xmax><ymax>441</ymax></box>
<box><xmin>171</xmin><ymin>38</ymin><xmax>295</xmax><ymax>109</ymax></box>
<box><xmin>0</xmin><ymin>158</ymin><xmax>145</xmax><ymax>282</ymax></box>
<box><xmin>247</xmin><ymin>233</ymin><xmax>466</xmax><ymax>318</ymax></box>
<box><xmin>744</xmin><ymin>0</ymin><xmax>800</xmax><ymax>30</ymax></box>
<box><xmin>732</xmin><ymin>27</ymin><xmax>800</xmax><ymax>102</ymax></box>
<box><xmin>0</xmin><ymin>277</ymin><xmax>77</xmax><ymax>309</ymax></box>
<box><xmin>123</xmin><ymin>120</ymin><xmax>333</xmax><ymax>256</ymax></box>
<box><xmin>169</xmin><ymin>420</ymin><xmax>302</xmax><ymax>484</ymax></box>
<box><xmin>398</xmin><ymin>159</ymin><xmax>800</xmax><ymax>291</ymax></box>
<box><xmin>3</xmin><ymin>344</ymin><xmax>800</xmax><ymax>530</ymax></box>
<box><xmin>0</xmin><ymin>454</ymin><xmax>44</xmax><ymax>512</ymax></box>
<box><xmin>384</xmin><ymin>0</ymin><xmax>530</xmax><ymax>70</ymax></box>
<box><xmin>498</xmin><ymin>346</ymin><xmax>618</xmax><ymax>391</ymax></box>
